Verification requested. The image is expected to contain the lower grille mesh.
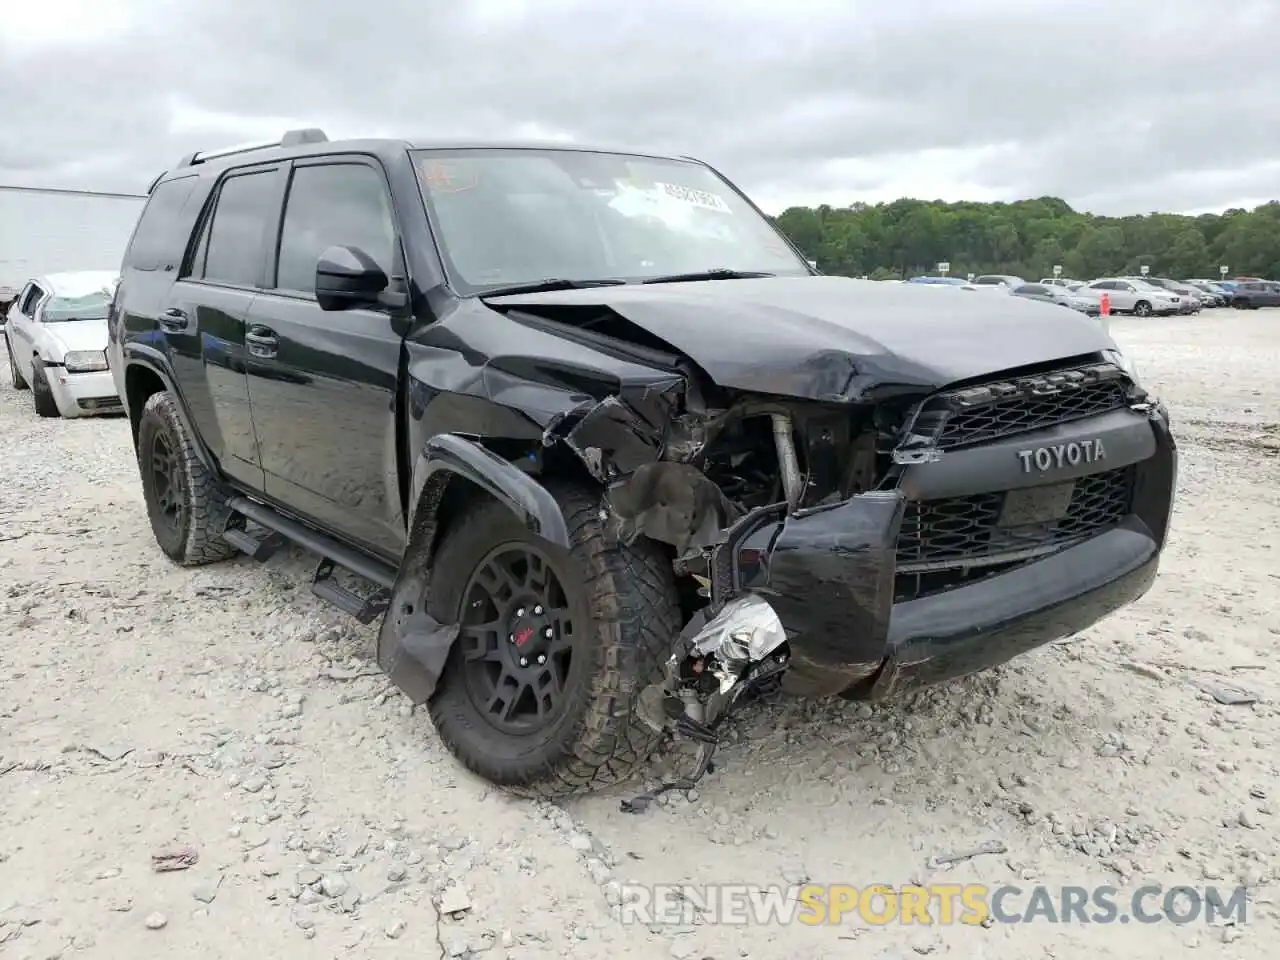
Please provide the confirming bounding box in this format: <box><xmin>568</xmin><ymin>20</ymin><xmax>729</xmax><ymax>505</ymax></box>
<box><xmin>894</xmin><ymin>466</ymin><xmax>1135</xmax><ymax>602</ymax></box>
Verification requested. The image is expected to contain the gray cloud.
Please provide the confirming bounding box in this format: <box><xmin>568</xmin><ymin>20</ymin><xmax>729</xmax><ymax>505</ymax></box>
<box><xmin>2</xmin><ymin>0</ymin><xmax>1277</xmax><ymax>215</ymax></box>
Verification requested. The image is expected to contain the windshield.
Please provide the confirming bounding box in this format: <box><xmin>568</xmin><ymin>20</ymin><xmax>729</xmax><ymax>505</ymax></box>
<box><xmin>43</xmin><ymin>291</ymin><xmax>112</xmax><ymax>321</ymax></box>
<box><xmin>412</xmin><ymin>148</ymin><xmax>809</xmax><ymax>294</ymax></box>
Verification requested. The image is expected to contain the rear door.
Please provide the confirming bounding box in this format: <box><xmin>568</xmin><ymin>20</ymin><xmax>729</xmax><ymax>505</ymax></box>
<box><xmin>242</xmin><ymin>156</ymin><xmax>407</xmax><ymax>560</ymax></box>
<box><xmin>163</xmin><ymin>165</ymin><xmax>283</xmax><ymax>490</ymax></box>
<box><xmin>7</xmin><ymin>282</ymin><xmax>46</xmax><ymax>382</ymax></box>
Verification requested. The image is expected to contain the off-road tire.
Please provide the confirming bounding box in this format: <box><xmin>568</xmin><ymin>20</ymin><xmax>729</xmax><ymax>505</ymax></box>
<box><xmin>426</xmin><ymin>484</ymin><xmax>681</xmax><ymax>798</ymax></box>
<box><xmin>1133</xmin><ymin>300</ymin><xmax>1152</xmax><ymax>317</ymax></box>
<box><xmin>5</xmin><ymin>334</ymin><xmax>28</xmax><ymax>390</ymax></box>
<box><xmin>136</xmin><ymin>391</ymin><xmax>239</xmax><ymax>566</ymax></box>
<box><xmin>30</xmin><ymin>359</ymin><xmax>60</xmax><ymax>417</ymax></box>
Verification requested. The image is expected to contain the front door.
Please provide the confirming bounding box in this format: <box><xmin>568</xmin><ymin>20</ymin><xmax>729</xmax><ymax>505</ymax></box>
<box><xmin>243</xmin><ymin>157</ymin><xmax>407</xmax><ymax>560</ymax></box>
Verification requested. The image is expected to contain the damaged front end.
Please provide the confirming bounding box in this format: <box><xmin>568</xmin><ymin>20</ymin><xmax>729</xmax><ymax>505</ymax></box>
<box><xmin>539</xmin><ymin>372</ymin><xmax>914</xmax><ymax>809</ymax></box>
<box><xmin>379</xmin><ymin>319</ymin><xmax>921</xmax><ymax>805</ymax></box>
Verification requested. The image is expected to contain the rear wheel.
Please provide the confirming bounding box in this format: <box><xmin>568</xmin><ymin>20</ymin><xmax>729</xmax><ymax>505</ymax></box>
<box><xmin>136</xmin><ymin>391</ymin><xmax>239</xmax><ymax>565</ymax></box>
<box><xmin>1133</xmin><ymin>300</ymin><xmax>1152</xmax><ymax>317</ymax></box>
<box><xmin>30</xmin><ymin>359</ymin><xmax>60</xmax><ymax>417</ymax></box>
<box><xmin>426</xmin><ymin>485</ymin><xmax>681</xmax><ymax>798</ymax></box>
<box><xmin>5</xmin><ymin>333</ymin><xmax>28</xmax><ymax>390</ymax></box>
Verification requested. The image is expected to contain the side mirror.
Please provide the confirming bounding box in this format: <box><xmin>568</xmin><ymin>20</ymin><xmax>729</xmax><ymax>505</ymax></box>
<box><xmin>315</xmin><ymin>245</ymin><xmax>388</xmax><ymax>311</ymax></box>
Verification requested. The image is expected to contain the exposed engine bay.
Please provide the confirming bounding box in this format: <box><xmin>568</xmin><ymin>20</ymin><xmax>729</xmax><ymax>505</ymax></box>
<box><xmin>540</xmin><ymin>369</ymin><xmax>917</xmax><ymax>810</ymax></box>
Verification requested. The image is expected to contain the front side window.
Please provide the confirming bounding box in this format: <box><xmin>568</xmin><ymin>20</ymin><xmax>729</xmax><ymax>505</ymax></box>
<box><xmin>412</xmin><ymin>148</ymin><xmax>808</xmax><ymax>294</ymax></box>
<box><xmin>19</xmin><ymin>283</ymin><xmax>44</xmax><ymax>315</ymax></box>
<box><xmin>196</xmin><ymin>171</ymin><xmax>277</xmax><ymax>287</ymax></box>
<box><xmin>275</xmin><ymin>163</ymin><xmax>397</xmax><ymax>295</ymax></box>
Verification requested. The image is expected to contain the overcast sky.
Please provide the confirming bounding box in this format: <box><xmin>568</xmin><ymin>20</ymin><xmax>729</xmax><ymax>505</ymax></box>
<box><xmin>2</xmin><ymin>0</ymin><xmax>1277</xmax><ymax>216</ymax></box>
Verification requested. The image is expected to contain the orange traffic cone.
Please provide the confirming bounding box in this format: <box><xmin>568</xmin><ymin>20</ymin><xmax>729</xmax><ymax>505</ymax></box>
<box><xmin>1099</xmin><ymin>292</ymin><xmax>1111</xmax><ymax>317</ymax></box>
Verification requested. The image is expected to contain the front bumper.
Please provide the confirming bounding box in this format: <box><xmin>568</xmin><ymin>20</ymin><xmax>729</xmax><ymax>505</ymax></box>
<box><xmin>717</xmin><ymin>405</ymin><xmax>1177</xmax><ymax>699</ymax></box>
<box><xmin>47</xmin><ymin>368</ymin><xmax>123</xmax><ymax>417</ymax></box>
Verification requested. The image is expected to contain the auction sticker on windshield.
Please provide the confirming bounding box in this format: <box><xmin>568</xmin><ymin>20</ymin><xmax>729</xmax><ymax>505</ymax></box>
<box><xmin>419</xmin><ymin>159</ymin><xmax>478</xmax><ymax>194</ymax></box>
<box><xmin>655</xmin><ymin>182</ymin><xmax>732</xmax><ymax>213</ymax></box>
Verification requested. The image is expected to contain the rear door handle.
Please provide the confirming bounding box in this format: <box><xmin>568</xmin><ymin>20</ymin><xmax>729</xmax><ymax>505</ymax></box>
<box><xmin>158</xmin><ymin>308</ymin><xmax>190</xmax><ymax>332</ymax></box>
<box><xmin>246</xmin><ymin>326</ymin><xmax>278</xmax><ymax>359</ymax></box>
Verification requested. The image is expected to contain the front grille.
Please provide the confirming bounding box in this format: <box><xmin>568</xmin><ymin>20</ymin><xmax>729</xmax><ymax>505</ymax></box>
<box><xmin>918</xmin><ymin>363</ymin><xmax>1132</xmax><ymax>450</ymax></box>
<box><xmin>894</xmin><ymin>466</ymin><xmax>1135</xmax><ymax>602</ymax></box>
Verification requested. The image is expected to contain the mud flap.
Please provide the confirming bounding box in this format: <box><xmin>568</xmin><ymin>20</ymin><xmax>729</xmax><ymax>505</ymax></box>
<box><xmin>376</xmin><ymin>433</ymin><xmax>572</xmax><ymax>704</ymax></box>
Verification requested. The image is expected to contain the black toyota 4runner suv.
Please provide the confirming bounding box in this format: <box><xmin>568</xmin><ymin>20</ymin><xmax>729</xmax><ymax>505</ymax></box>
<box><xmin>109</xmin><ymin>129</ymin><xmax>1177</xmax><ymax>798</ymax></box>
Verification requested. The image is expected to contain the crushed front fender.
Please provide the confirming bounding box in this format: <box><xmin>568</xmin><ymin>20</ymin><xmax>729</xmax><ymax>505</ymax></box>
<box><xmin>377</xmin><ymin>433</ymin><xmax>571</xmax><ymax>704</ymax></box>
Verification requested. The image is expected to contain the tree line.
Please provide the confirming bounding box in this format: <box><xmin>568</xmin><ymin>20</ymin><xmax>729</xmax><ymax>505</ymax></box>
<box><xmin>771</xmin><ymin>197</ymin><xmax>1280</xmax><ymax>281</ymax></box>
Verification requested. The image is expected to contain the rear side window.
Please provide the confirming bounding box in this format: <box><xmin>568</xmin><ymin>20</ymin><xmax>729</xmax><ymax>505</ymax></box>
<box><xmin>192</xmin><ymin>171</ymin><xmax>278</xmax><ymax>288</ymax></box>
<box><xmin>274</xmin><ymin>163</ymin><xmax>397</xmax><ymax>295</ymax></box>
<box><xmin>124</xmin><ymin>176</ymin><xmax>198</xmax><ymax>272</ymax></box>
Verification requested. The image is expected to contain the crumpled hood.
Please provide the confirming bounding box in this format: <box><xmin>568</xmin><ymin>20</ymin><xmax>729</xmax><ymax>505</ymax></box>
<box><xmin>43</xmin><ymin>318</ymin><xmax>109</xmax><ymax>357</ymax></box>
<box><xmin>484</xmin><ymin>276</ymin><xmax>1117</xmax><ymax>401</ymax></box>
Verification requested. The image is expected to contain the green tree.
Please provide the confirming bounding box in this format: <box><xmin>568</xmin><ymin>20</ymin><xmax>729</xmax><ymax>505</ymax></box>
<box><xmin>769</xmin><ymin>196</ymin><xmax>1280</xmax><ymax>281</ymax></box>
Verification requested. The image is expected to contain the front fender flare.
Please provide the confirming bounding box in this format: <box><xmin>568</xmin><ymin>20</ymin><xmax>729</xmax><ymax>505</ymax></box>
<box><xmin>376</xmin><ymin>433</ymin><xmax>572</xmax><ymax>704</ymax></box>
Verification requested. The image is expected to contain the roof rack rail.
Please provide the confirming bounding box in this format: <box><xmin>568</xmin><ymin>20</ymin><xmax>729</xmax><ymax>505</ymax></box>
<box><xmin>175</xmin><ymin>128</ymin><xmax>329</xmax><ymax>168</ymax></box>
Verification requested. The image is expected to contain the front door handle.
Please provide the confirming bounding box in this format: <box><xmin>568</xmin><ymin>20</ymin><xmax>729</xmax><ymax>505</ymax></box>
<box><xmin>245</xmin><ymin>327</ymin><xmax>278</xmax><ymax>359</ymax></box>
<box><xmin>158</xmin><ymin>308</ymin><xmax>190</xmax><ymax>332</ymax></box>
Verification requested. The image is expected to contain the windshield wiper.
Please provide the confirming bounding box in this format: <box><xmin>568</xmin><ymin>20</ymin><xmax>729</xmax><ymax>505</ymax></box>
<box><xmin>479</xmin><ymin>278</ymin><xmax>627</xmax><ymax>297</ymax></box>
<box><xmin>641</xmin><ymin>268</ymin><xmax>775</xmax><ymax>284</ymax></box>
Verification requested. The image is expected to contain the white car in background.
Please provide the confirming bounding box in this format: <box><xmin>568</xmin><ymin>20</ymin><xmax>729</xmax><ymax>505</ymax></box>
<box><xmin>3</xmin><ymin>271</ymin><xmax>122</xmax><ymax>418</ymax></box>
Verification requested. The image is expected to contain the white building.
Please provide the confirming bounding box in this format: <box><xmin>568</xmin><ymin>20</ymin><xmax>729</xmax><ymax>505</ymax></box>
<box><xmin>1</xmin><ymin>185</ymin><xmax>147</xmax><ymax>302</ymax></box>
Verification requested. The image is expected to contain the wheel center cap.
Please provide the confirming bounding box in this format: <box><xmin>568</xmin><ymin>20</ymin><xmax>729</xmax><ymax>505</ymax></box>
<box><xmin>507</xmin><ymin>602</ymin><xmax>553</xmax><ymax>665</ymax></box>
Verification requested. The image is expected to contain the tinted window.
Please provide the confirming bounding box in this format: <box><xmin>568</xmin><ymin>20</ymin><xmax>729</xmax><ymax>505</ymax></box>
<box><xmin>124</xmin><ymin>176</ymin><xmax>198</xmax><ymax>271</ymax></box>
<box><xmin>275</xmin><ymin>163</ymin><xmax>396</xmax><ymax>294</ymax></box>
<box><xmin>199</xmin><ymin>171</ymin><xmax>277</xmax><ymax>287</ymax></box>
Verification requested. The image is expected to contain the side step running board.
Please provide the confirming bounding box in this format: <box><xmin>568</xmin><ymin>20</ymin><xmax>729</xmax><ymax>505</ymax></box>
<box><xmin>224</xmin><ymin>496</ymin><xmax>398</xmax><ymax>624</ymax></box>
<box><xmin>313</xmin><ymin>558</ymin><xmax>391</xmax><ymax>625</ymax></box>
<box><xmin>222</xmin><ymin>526</ymin><xmax>286</xmax><ymax>561</ymax></box>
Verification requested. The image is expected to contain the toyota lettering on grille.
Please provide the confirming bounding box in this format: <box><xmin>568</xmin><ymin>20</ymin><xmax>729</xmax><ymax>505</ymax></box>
<box><xmin>1016</xmin><ymin>439</ymin><xmax>1107</xmax><ymax>474</ymax></box>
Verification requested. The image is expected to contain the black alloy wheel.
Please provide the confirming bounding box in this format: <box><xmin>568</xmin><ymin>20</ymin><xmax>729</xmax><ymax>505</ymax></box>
<box><xmin>457</xmin><ymin>544</ymin><xmax>576</xmax><ymax>733</ymax></box>
<box><xmin>147</xmin><ymin>429</ymin><xmax>185</xmax><ymax>537</ymax></box>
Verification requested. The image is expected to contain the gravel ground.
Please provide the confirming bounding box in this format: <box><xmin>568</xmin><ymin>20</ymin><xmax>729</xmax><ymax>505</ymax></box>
<box><xmin>1</xmin><ymin>310</ymin><xmax>1277</xmax><ymax>959</ymax></box>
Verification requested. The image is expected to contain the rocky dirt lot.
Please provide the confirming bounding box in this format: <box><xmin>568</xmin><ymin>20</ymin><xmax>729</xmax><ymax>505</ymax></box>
<box><xmin>1</xmin><ymin>310</ymin><xmax>1278</xmax><ymax>960</ymax></box>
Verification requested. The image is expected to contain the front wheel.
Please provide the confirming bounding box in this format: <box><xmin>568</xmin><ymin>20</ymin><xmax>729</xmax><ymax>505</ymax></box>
<box><xmin>136</xmin><ymin>391</ymin><xmax>239</xmax><ymax>566</ymax></box>
<box><xmin>426</xmin><ymin>485</ymin><xmax>681</xmax><ymax>798</ymax></box>
<box><xmin>1133</xmin><ymin>300</ymin><xmax>1152</xmax><ymax>317</ymax></box>
<box><xmin>30</xmin><ymin>359</ymin><xmax>60</xmax><ymax>417</ymax></box>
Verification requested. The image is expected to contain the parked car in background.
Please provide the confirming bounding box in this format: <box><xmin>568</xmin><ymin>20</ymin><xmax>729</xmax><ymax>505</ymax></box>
<box><xmin>1134</xmin><ymin>277</ymin><xmax>1201</xmax><ymax>314</ymax></box>
<box><xmin>1230</xmin><ymin>280</ymin><xmax>1280</xmax><ymax>308</ymax></box>
<box><xmin>0</xmin><ymin>285</ymin><xmax>17</xmax><ymax>331</ymax></box>
<box><xmin>3</xmin><ymin>271</ymin><xmax>122</xmax><ymax>417</ymax></box>
<box><xmin>906</xmin><ymin>275</ymin><xmax>970</xmax><ymax>286</ymax></box>
<box><xmin>1011</xmin><ymin>283</ymin><xmax>1101</xmax><ymax>316</ymax></box>
<box><xmin>1040</xmin><ymin>278</ymin><xmax>1079</xmax><ymax>288</ymax></box>
<box><xmin>1087</xmin><ymin>278</ymin><xmax>1181</xmax><ymax>317</ymax></box>
<box><xmin>972</xmin><ymin>274</ymin><xmax>1025</xmax><ymax>290</ymax></box>
<box><xmin>1181</xmin><ymin>281</ymin><xmax>1227</xmax><ymax>307</ymax></box>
